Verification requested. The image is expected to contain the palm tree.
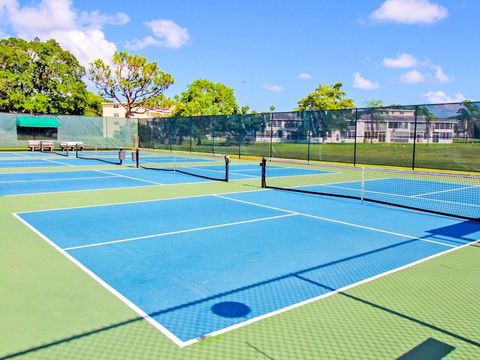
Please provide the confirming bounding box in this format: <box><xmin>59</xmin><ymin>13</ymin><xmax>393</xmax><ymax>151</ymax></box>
<box><xmin>456</xmin><ymin>102</ymin><xmax>480</xmax><ymax>143</ymax></box>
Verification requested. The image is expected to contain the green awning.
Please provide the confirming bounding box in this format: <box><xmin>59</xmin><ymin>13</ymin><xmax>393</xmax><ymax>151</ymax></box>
<box><xmin>16</xmin><ymin>116</ymin><xmax>60</xmax><ymax>128</ymax></box>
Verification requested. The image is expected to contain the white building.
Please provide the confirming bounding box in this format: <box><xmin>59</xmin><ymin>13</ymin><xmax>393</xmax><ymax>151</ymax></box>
<box><xmin>101</xmin><ymin>102</ymin><xmax>173</xmax><ymax>138</ymax></box>
<box><xmin>255</xmin><ymin>109</ymin><xmax>456</xmax><ymax>144</ymax></box>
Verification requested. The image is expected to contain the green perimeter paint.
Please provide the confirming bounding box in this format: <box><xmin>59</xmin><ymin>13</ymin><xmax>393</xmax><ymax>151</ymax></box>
<box><xmin>1</xmin><ymin>159</ymin><xmax>479</xmax><ymax>359</ymax></box>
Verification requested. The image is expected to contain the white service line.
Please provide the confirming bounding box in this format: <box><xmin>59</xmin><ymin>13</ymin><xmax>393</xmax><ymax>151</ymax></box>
<box><xmin>0</xmin><ymin>175</ymin><xmax>118</xmax><ymax>184</ymax></box>
<box><xmin>183</xmin><ymin>236</ymin><xmax>480</xmax><ymax>347</ymax></box>
<box><xmin>42</xmin><ymin>158</ymin><xmax>74</xmax><ymax>167</ymax></box>
<box><xmin>95</xmin><ymin>170</ymin><xmax>164</xmax><ymax>185</ymax></box>
<box><xmin>12</xmin><ymin>213</ymin><xmax>186</xmax><ymax>348</ymax></box>
<box><xmin>63</xmin><ymin>213</ymin><xmax>298</xmax><ymax>251</ymax></box>
<box><xmin>298</xmin><ymin>181</ymin><xmax>480</xmax><ymax>208</ymax></box>
<box><xmin>412</xmin><ymin>184</ymin><xmax>480</xmax><ymax>197</ymax></box>
<box><xmin>213</xmin><ymin>194</ymin><xmax>456</xmax><ymax>248</ymax></box>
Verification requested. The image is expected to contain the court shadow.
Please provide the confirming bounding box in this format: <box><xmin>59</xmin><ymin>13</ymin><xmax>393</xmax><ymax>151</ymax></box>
<box><xmin>426</xmin><ymin>220</ymin><xmax>480</xmax><ymax>246</ymax></box>
<box><xmin>4</xmin><ymin>234</ymin><xmax>479</xmax><ymax>359</ymax></box>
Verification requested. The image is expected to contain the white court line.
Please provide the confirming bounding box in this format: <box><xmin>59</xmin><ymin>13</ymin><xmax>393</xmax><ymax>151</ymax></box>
<box><xmin>13</xmin><ymin>193</ymin><xmax>479</xmax><ymax>348</ymax></box>
<box><xmin>95</xmin><ymin>170</ymin><xmax>164</xmax><ymax>185</ymax></box>
<box><xmin>0</xmin><ymin>175</ymin><xmax>118</xmax><ymax>184</ymax></box>
<box><xmin>183</xmin><ymin>235</ymin><xmax>480</xmax><ymax>347</ymax></box>
<box><xmin>42</xmin><ymin>158</ymin><xmax>74</xmax><ymax>167</ymax></box>
<box><xmin>12</xmin><ymin>213</ymin><xmax>186</xmax><ymax>348</ymax></box>
<box><xmin>412</xmin><ymin>184</ymin><xmax>480</xmax><ymax>198</ymax></box>
<box><xmin>62</xmin><ymin>213</ymin><xmax>298</xmax><ymax>251</ymax></box>
<box><xmin>13</xmin><ymin>201</ymin><xmax>479</xmax><ymax>348</ymax></box>
<box><xmin>297</xmin><ymin>180</ymin><xmax>480</xmax><ymax>208</ymax></box>
<box><xmin>214</xmin><ymin>194</ymin><xmax>456</xmax><ymax>248</ymax></box>
<box><xmin>0</xmin><ymin>161</ymin><xmax>50</xmax><ymax>165</ymax></box>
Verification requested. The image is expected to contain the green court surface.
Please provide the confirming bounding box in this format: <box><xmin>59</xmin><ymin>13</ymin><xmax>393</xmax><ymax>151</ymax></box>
<box><xmin>1</xmin><ymin>159</ymin><xmax>479</xmax><ymax>359</ymax></box>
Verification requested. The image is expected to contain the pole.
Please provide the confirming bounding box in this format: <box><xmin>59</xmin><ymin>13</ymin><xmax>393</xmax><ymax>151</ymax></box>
<box><xmin>269</xmin><ymin>112</ymin><xmax>273</xmax><ymax>158</ymax></box>
<box><xmin>307</xmin><ymin>113</ymin><xmax>311</xmax><ymax>162</ymax></box>
<box><xmin>189</xmin><ymin>118</ymin><xmax>193</xmax><ymax>154</ymax></box>
<box><xmin>260</xmin><ymin>157</ymin><xmax>267</xmax><ymax>188</ymax></box>
<box><xmin>238</xmin><ymin>116</ymin><xmax>241</xmax><ymax>159</ymax></box>
<box><xmin>353</xmin><ymin>108</ymin><xmax>358</xmax><ymax>166</ymax></box>
<box><xmin>412</xmin><ymin>105</ymin><xmax>418</xmax><ymax>170</ymax></box>
<box><xmin>212</xmin><ymin>117</ymin><xmax>215</xmax><ymax>155</ymax></box>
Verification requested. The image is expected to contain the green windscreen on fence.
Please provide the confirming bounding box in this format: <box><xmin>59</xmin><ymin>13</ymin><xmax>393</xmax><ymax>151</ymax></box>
<box><xmin>138</xmin><ymin>101</ymin><xmax>479</xmax><ymax>172</ymax></box>
<box><xmin>1</xmin><ymin>101</ymin><xmax>479</xmax><ymax>172</ymax></box>
<box><xmin>0</xmin><ymin>114</ymin><xmax>136</xmax><ymax>149</ymax></box>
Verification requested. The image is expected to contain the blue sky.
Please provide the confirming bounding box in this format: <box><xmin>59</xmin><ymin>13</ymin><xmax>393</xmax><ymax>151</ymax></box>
<box><xmin>0</xmin><ymin>0</ymin><xmax>478</xmax><ymax>111</ymax></box>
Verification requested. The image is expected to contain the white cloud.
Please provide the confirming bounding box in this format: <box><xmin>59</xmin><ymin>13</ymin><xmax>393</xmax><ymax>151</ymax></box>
<box><xmin>78</xmin><ymin>11</ymin><xmax>129</xmax><ymax>29</ymax></box>
<box><xmin>400</xmin><ymin>69</ymin><xmax>425</xmax><ymax>83</ymax></box>
<box><xmin>125</xmin><ymin>36</ymin><xmax>161</xmax><ymax>51</ymax></box>
<box><xmin>382</xmin><ymin>53</ymin><xmax>417</xmax><ymax>68</ymax></box>
<box><xmin>424</xmin><ymin>91</ymin><xmax>465</xmax><ymax>103</ymax></box>
<box><xmin>264</xmin><ymin>84</ymin><xmax>284</xmax><ymax>92</ymax></box>
<box><xmin>370</xmin><ymin>0</ymin><xmax>448</xmax><ymax>24</ymax></box>
<box><xmin>353</xmin><ymin>72</ymin><xmax>379</xmax><ymax>90</ymax></box>
<box><xmin>145</xmin><ymin>19</ymin><xmax>189</xmax><ymax>49</ymax></box>
<box><xmin>297</xmin><ymin>72</ymin><xmax>312</xmax><ymax>80</ymax></box>
<box><xmin>0</xmin><ymin>0</ymin><xmax>129</xmax><ymax>66</ymax></box>
<box><xmin>432</xmin><ymin>65</ymin><xmax>452</xmax><ymax>83</ymax></box>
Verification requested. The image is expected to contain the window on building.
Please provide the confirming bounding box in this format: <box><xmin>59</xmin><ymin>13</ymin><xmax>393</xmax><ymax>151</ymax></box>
<box><xmin>113</xmin><ymin>104</ymin><xmax>119</xmax><ymax>108</ymax></box>
<box><xmin>113</xmin><ymin>113</ymin><xmax>119</xmax><ymax>118</ymax></box>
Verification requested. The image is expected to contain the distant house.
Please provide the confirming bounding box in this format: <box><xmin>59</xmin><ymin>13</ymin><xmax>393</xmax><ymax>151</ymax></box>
<box><xmin>101</xmin><ymin>102</ymin><xmax>173</xmax><ymax>138</ymax></box>
<box><xmin>255</xmin><ymin>109</ymin><xmax>456</xmax><ymax>144</ymax></box>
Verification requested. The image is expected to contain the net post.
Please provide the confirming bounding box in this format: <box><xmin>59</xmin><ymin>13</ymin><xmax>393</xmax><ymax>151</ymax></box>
<box><xmin>135</xmin><ymin>148</ymin><xmax>139</xmax><ymax>168</ymax></box>
<box><xmin>75</xmin><ymin>143</ymin><xmax>79</xmax><ymax>158</ymax></box>
<box><xmin>260</xmin><ymin>157</ymin><xmax>267</xmax><ymax>188</ymax></box>
<box><xmin>225</xmin><ymin>155</ymin><xmax>230</xmax><ymax>182</ymax></box>
<box><xmin>118</xmin><ymin>147</ymin><xmax>124</xmax><ymax>165</ymax></box>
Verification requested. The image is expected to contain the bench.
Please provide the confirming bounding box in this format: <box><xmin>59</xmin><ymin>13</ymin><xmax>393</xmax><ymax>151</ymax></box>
<box><xmin>60</xmin><ymin>141</ymin><xmax>84</xmax><ymax>150</ymax></box>
<box><xmin>40</xmin><ymin>140</ymin><xmax>54</xmax><ymax>151</ymax></box>
<box><xmin>28</xmin><ymin>140</ymin><xmax>40</xmax><ymax>151</ymax></box>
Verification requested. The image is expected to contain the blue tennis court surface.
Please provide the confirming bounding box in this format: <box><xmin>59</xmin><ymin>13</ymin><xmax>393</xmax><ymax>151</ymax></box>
<box><xmin>0</xmin><ymin>152</ymin><xmax>212</xmax><ymax>168</ymax></box>
<box><xmin>0</xmin><ymin>165</ymin><xmax>329</xmax><ymax>195</ymax></box>
<box><xmin>16</xmin><ymin>190</ymin><xmax>480</xmax><ymax>345</ymax></box>
<box><xmin>298</xmin><ymin>178</ymin><xmax>480</xmax><ymax>220</ymax></box>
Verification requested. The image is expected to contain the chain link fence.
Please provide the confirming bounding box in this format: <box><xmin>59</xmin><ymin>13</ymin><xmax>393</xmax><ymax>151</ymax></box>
<box><xmin>139</xmin><ymin>101</ymin><xmax>480</xmax><ymax>172</ymax></box>
<box><xmin>0</xmin><ymin>113</ymin><xmax>136</xmax><ymax>149</ymax></box>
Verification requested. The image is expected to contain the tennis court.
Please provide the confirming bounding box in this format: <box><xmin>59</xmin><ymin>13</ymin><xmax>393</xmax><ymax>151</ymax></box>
<box><xmin>2</xmin><ymin>150</ymin><xmax>480</xmax><ymax>359</ymax></box>
<box><xmin>15</xmin><ymin>188</ymin><xmax>480</xmax><ymax>347</ymax></box>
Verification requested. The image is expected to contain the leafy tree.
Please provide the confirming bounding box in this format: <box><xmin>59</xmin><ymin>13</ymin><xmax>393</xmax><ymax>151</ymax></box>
<box><xmin>417</xmin><ymin>106</ymin><xmax>437</xmax><ymax>144</ymax></box>
<box><xmin>363</xmin><ymin>98</ymin><xmax>385</xmax><ymax>108</ymax></box>
<box><xmin>361</xmin><ymin>99</ymin><xmax>386</xmax><ymax>143</ymax></box>
<box><xmin>89</xmin><ymin>51</ymin><xmax>174</xmax><ymax>118</ymax></box>
<box><xmin>83</xmin><ymin>91</ymin><xmax>105</xmax><ymax>116</ymax></box>
<box><xmin>456</xmin><ymin>101</ymin><xmax>480</xmax><ymax>142</ymax></box>
<box><xmin>0</xmin><ymin>37</ymin><xmax>88</xmax><ymax>114</ymax></box>
<box><xmin>296</xmin><ymin>82</ymin><xmax>355</xmax><ymax>111</ymax></box>
<box><xmin>174</xmin><ymin>79</ymin><xmax>239</xmax><ymax>116</ymax></box>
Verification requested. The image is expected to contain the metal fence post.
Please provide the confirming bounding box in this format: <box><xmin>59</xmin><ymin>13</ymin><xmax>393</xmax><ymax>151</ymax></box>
<box><xmin>237</xmin><ymin>116</ymin><xmax>241</xmax><ymax>159</ymax></box>
<box><xmin>189</xmin><ymin>117</ymin><xmax>193</xmax><ymax>154</ymax></box>
<box><xmin>412</xmin><ymin>105</ymin><xmax>418</xmax><ymax>170</ymax></box>
<box><xmin>212</xmin><ymin>117</ymin><xmax>215</xmax><ymax>155</ymax></box>
<box><xmin>353</xmin><ymin>108</ymin><xmax>358</xmax><ymax>166</ymax></box>
<box><xmin>307</xmin><ymin>112</ymin><xmax>311</xmax><ymax>162</ymax></box>
<box><xmin>269</xmin><ymin>112</ymin><xmax>273</xmax><ymax>158</ymax></box>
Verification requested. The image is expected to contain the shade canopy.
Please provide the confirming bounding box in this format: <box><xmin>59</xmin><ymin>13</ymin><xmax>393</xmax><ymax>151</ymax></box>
<box><xmin>16</xmin><ymin>116</ymin><xmax>60</xmax><ymax>128</ymax></box>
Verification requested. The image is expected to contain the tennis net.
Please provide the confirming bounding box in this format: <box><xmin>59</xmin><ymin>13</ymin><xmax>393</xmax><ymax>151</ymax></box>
<box><xmin>136</xmin><ymin>148</ymin><xmax>230</xmax><ymax>182</ymax></box>
<box><xmin>76</xmin><ymin>145</ymin><xmax>125</xmax><ymax>165</ymax></box>
<box><xmin>260</xmin><ymin>157</ymin><xmax>480</xmax><ymax>221</ymax></box>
